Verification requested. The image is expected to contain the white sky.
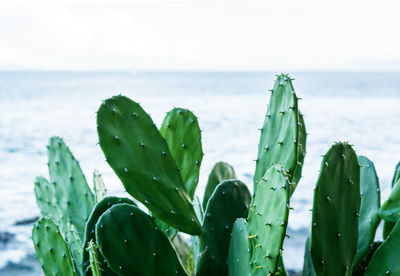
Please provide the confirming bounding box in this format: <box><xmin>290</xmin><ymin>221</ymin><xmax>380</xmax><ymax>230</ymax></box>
<box><xmin>1</xmin><ymin>0</ymin><xmax>400</xmax><ymax>71</ymax></box>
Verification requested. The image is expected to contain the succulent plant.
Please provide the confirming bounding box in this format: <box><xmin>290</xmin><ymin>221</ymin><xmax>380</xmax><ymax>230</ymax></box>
<box><xmin>32</xmin><ymin>74</ymin><xmax>399</xmax><ymax>276</ymax></box>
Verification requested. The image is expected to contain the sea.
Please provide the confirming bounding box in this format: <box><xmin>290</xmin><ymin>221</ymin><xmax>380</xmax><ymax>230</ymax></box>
<box><xmin>0</xmin><ymin>71</ymin><xmax>399</xmax><ymax>275</ymax></box>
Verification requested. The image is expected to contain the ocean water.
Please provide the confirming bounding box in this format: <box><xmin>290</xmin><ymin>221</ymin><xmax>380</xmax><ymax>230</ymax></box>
<box><xmin>0</xmin><ymin>71</ymin><xmax>400</xmax><ymax>274</ymax></box>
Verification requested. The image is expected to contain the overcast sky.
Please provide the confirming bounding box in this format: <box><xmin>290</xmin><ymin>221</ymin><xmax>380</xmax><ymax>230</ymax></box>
<box><xmin>1</xmin><ymin>0</ymin><xmax>400</xmax><ymax>71</ymax></box>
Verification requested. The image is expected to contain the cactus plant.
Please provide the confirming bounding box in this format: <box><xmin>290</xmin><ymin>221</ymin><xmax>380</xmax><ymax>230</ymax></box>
<box><xmin>196</xmin><ymin>180</ymin><xmax>251</xmax><ymax>276</ymax></box>
<box><xmin>302</xmin><ymin>235</ymin><xmax>316</xmax><ymax>276</ymax></box>
<box><xmin>32</xmin><ymin>217</ymin><xmax>77</xmax><ymax>276</ymax></box>
<box><xmin>247</xmin><ymin>164</ymin><xmax>291</xmax><ymax>276</ymax></box>
<box><xmin>310</xmin><ymin>142</ymin><xmax>360</xmax><ymax>276</ymax></box>
<box><xmin>364</xmin><ymin>220</ymin><xmax>400</xmax><ymax>275</ymax></box>
<box><xmin>96</xmin><ymin>95</ymin><xmax>201</xmax><ymax>235</ymax></box>
<box><xmin>253</xmin><ymin>74</ymin><xmax>305</xmax><ymax>195</ymax></box>
<box><xmin>382</xmin><ymin>161</ymin><xmax>400</xmax><ymax>239</ymax></box>
<box><xmin>46</xmin><ymin>137</ymin><xmax>95</xmax><ymax>239</ymax></box>
<box><xmin>95</xmin><ymin>203</ymin><xmax>187</xmax><ymax>275</ymax></box>
<box><xmin>353</xmin><ymin>156</ymin><xmax>381</xmax><ymax>268</ymax></box>
<box><xmin>82</xmin><ymin>196</ymin><xmax>136</xmax><ymax>276</ymax></box>
<box><xmin>160</xmin><ymin>107</ymin><xmax>203</xmax><ymax>200</ymax></box>
<box><xmin>203</xmin><ymin>162</ymin><xmax>237</xmax><ymax>209</ymax></box>
<box><xmin>228</xmin><ymin>218</ymin><xmax>251</xmax><ymax>276</ymax></box>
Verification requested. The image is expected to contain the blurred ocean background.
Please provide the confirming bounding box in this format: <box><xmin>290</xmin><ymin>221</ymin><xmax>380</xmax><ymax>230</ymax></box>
<box><xmin>0</xmin><ymin>71</ymin><xmax>400</xmax><ymax>275</ymax></box>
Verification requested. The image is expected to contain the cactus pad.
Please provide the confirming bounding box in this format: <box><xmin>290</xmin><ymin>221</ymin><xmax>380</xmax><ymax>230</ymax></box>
<box><xmin>96</xmin><ymin>95</ymin><xmax>201</xmax><ymax>235</ymax></box>
<box><xmin>364</xmin><ymin>220</ymin><xmax>400</xmax><ymax>275</ymax></box>
<box><xmin>47</xmin><ymin>136</ymin><xmax>95</xmax><ymax>239</ymax></box>
<box><xmin>247</xmin><ymin>165</ymin><xmax>290</xmax><ymax>275</ymax></box>
<box><xmin>160</xmin><ymin>107</ymin><xmax>203</xmax><ymax>199</ymax></box>
<box><xmin>32</xmin><ymin>217</ymin><xmax>76</xmax><ymax>276</ymax></box>
<box><xmin>203</xmin><ymin>162</ymin><xmax>237</xmax><ymax>209</ymax></box>
<box><xmin>228</xmin><ymin>218</ymin><xmax>251</xmax><ymax>276</ymax></box>
<box><xmin>253</xmin><ymin>74</ymin><xmax>304</xmax><ymax>193</ymax></box>
<box><xmin>311</xmin><ymin>142</ymin><xmax>360</xmax><ymax>276</ymax></box>
<box><xmin>82</xmin><ymin>196</ymin><xmax>135</xmax><ymax>276</ymax></box>
<box><xmin>95</xmin><ymin>203</ymin><xmax>187</xmax><ymax>276</ymax></box>
<box><xmin>353</xmin><ymin>156</ymin><xmax>381</xmax><ymax>267</ymax></box>
<box><xmin>93</xmin><ymin>170</ymin><xmax>107</xmax><ymax>203</ymax></box>
<box><xmin>196</xmin><ymin>180</ymin><xmax>251</xmax><ymax>276</ymax></box>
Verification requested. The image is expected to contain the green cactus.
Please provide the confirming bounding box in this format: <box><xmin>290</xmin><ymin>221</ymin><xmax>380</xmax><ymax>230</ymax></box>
<box><xmin>66</xmin><ymin>223</ymin><xmax>84</xmax><ymax>276</ymax></box>
<box><xmin>196</xmin><ymin>180</ymin><xmax>251</xmax><ymax>276</ymax></box>
<box><xmin>379</xmin><ymin>178</ymin><xmax>400</xmax><ymax>223</ymax></box>
<box><xmin>96</xmin><ymin>95</ymin><xmax>201</xmax><ymax>235</ymax></box>
<box><xmin>93</xmin><ymin>170</ymin><xmax>107</xmax><ymax>203</ymax></box>
<box><xmin>82</xmin><ymin>196</ymin><xmax>136</xmax><ymax>276</ymax></box>
<box><xmin>203</xmin><ymin>162</ymin><xmax>237</xmax><ymax>209</ymax></box>
<box><xmin>160</xmin><ymin>107</ymin><xmax>203</xmax><ymax>200</ymax></box>
<box><xmin>310</xmin><ymin>142</ymin><xmax>360</xmax><ymax>276</ymax></box>
<box><xmin>353</xmin><ymin>156</ymin><xmax>381</xmax><ymax>268</ymax></box>
<box><xmin>95</xmin><ymin>203</ymin><xmax>187</xmax><ymax>276</ymax></box>
<box><xmin>228</xmin><ymin>218</ymin><xmax>251</xmax><ymax>276</ymax></box>
<box><xmin>302</xmin><ymin>235</ymin><xmax>316</xmax><ymax>276</ymax></box>
<box><xmin>253</xmin><ymin>74</ymin><xmax>305</xmax><ymax>195</ymax></box>
<box><xmin>46</xmin><ymin>136</ymin><xmax>95</xmax><ymax>239</ymax></box>
<box><xmin>32</xmin><ymin>217</ymin><xmax>76</xmax><ymax>276</ymax></box>
<box><xmin>382</xmin><ymin>161</ymin><xmax>400</xmax><ymax>239</ymax></box>
<box><xmin>86</xmin><ymin>240</ymin><xmax>103</xmax><ymax>276</ymax></box>
<box><xmin>247</xmin><ymin>164</ymin><xmax>290</xmax><ymax>276</ymax></box>
<box><xmin>292</xmin><ymin>112</ymin><xmax>307</xmax><ymax>190</ymax></box>
<box><xmin>364</xmin><ymin>220</ymin><xmax>400</xmax><ymax>275</ymax></box>
<box><xmin>34</xmin><ymin>176</ymin><xmax>62</xmax><ymax>226</ymax></box>
<box><xmin>192</xmin><ymin>196</ymin><xmax>203</xmax><ymax>272</ymax></box>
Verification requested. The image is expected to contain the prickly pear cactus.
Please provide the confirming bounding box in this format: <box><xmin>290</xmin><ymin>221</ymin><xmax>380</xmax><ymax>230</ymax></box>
<box><xmin>364</xmin><ymin>220</ymin><xmax>400</xmax><ymax>275</ymax></box>
<box><xmin>32</xmin><ymin>217</ymin><xmax>76</xmax><ymax>276</ymax></box>
<box><xmin>82</xmin><ymin>196</ymin><xmax>136</xmax><ymax>276</ymax></box>
<box><xmin>292</xmin><ymin>112</ymin><xmax>307</xmax><ymax>193</ymax></box>
<box><xmin>353</xmin><ymin>156</ymin><xmax>381</xmax><ymax>268</ymax></box>
<box><xmin>310</xmin><ymin>142</ymin><xmax>360</xmax><ymax>276</ymax></box>
<box><xmin>203</xmin><ymin>162</ymin><xmax>237</xmax><ymax>209</ymax></box>
<box><xmin>34</xmin><ymin>176</ymin><xmax>62</xmax><ymax>225</ymax></box>
<box><xmin>379</xmin><ymin>178</ymin><xmax>400</xmax><ymax>223</ymax></box>
<box><xmin>93</xmin><ymin>170</ymin><xmax>107</xmax><ymax>203</ymax></box>
<box><xmin>160</xmin><ymin>107</ymin><xmax>203</xmax><ymax>200</ymax></box>
<box><xmin>47</xmin><ymin>136</ymin><xmax>95</xmax><ymax>239</ymax></box>
<box><xmin>196</xmin><ymin>180</ymin><xmax>251</xmax><ymax>276</ymax></box>
<box><xmin>253</xmin><ymin>74</ymin><xmax>305</xmax><ymax>194</ymax></box>
<box><xmin>247</xmin><ymin>165</ymin><xmax>290</xmax><ymax>276</ymax></box>
<box><xmin>66</xmin><ymin>223</ymin><xmax>84</xmax><ymax>276</ymax></box>
<box><xmin>96</xmin><ymin>95</ymin><xmax>201</xmax><ymax>235</ymax></box>
<box><xmin>302</xmin><ymin>235</ymin><xmax>316</xmax><ymax>276</ymax></box>
<box><xmin>95</xmin><ymin>203</ymin><xmax>187</xmax><ymax>276</ymax></box>
<box><xmin>382</xmin><ymin>161</ymin><xmax>400</xmax><ymax>239</ymax></box>
<box><xmin>228</xmin><ymin>218</ymin><xmax>251</xmax><ymax>276</ymax></box>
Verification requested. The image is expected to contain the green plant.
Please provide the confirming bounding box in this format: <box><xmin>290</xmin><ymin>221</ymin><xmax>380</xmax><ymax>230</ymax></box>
<box><xmin>32</xmin><ymin>74</ymin><xmax>400</xmax><ymax>276</ymax></box>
